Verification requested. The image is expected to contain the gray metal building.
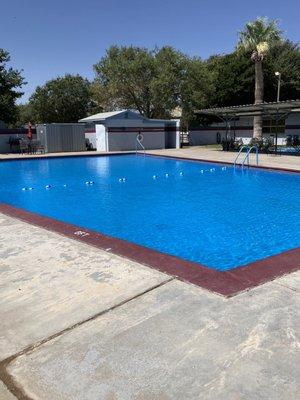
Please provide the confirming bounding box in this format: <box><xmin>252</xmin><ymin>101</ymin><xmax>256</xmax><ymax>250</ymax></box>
<box><xmin>36</xmin><ymin>124</ymin><xmax>86</xmax><ymax>153</ymax></box>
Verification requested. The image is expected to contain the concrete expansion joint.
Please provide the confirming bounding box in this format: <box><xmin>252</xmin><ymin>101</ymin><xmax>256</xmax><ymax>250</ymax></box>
<box><xmin>0</xmin><ymin>370</ymin><xmax>32</xmax><ymax>400</ymax></box>
<box><xmin>0</xmin><ymin>277</ymin><xmax>174</xmax><ymax>400</ymax></box>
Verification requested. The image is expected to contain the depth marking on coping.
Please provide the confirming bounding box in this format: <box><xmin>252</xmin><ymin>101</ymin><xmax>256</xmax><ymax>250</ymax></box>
<box><xmin>74</xmin><ymin>230</ymin><xmax>90</xmax><ymax>237</ymax></box>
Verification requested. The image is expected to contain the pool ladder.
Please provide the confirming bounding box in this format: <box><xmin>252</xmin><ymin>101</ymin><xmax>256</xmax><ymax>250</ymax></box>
<box><xmin>234</xmin><ymin>145</ymin><xmax>259</xmax><ymax>168</ymax></box>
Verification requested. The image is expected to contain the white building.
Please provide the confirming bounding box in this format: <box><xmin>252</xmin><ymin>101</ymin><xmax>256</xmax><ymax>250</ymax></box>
<box><xmin>79</xmin><ymin>110</ymin><xmax>180</xmax><ymax>152</ymax></box>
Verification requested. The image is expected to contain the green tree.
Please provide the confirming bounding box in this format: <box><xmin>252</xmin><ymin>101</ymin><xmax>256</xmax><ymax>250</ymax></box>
<box><xmin>180</xmin><ymin>57</ymin><xmax>214</xmax><ymax>128</ymax></box>
<box><xmin>14</xmin><ymin>103</ymin><xmax>35</xmax><ymax>127</ymax></box>
<box><xmin>92</xmin><ymin>46</ymin><xmax>155</xmax><ymax>115</ymax></box>
<box><xmin>92</xmin><ymin>45</ymin><xmax>188</xmax><ymax>119</ymax></box>
<box><xmin>29</xmin><ymin>74</ymin><xmax>91</xmax><ymax>123</ymax></box>
<box><xmin>237</xmin><ymin>17</ymin><xmax>282</xmax><ymax>138</ymax></box>
<box><xmin>0</xmin><ymin>49</ymin><xmax>25</xmax><ymax>125</ymax></box>
<box><xmin>207</xmin><ymin>52</ymin><xmax>254</xmax><ymax>107</ymax></box>
<box><xmin>263</xmin><ymin>40</ymin><xmax>300</xmax><ymax>102</ymax></box>
<box><xmin>207</xmin><ymin>40</ymin><xmax>300</xmax><ymax>107</ymax></box>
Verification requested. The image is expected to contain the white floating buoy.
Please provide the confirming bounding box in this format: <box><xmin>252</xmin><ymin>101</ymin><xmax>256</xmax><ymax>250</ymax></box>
<box><xmin>179</xmin><ymin>172</ymin><xmax>183</xmax><ymax>176</ymax></box>
<box><xmin>89</xmin><ymin>181</ymin><xmax>94</xmax><ymax>185</ymax></box>
<box><xmin>85</xmin><ymin>181</ymin><xmax>90</xmax><ymax>185</ymax></box>
<box><xmin>63</xmin><ymin>184</ymin><xmax>67</xmax><ymax>187</ymax></box>
<box><xmin>22</xmin><ymin>187</ymin><xmax>26</xmax><ymax>191</ymax></box>
<box><xmin>222</xmin><ymin>166</ymin><xmax>227</xmax><ymax>171</ymax></box>
<box><xmin>153</xmin><ymin>175</ymin><xmax>157</xmax><ymax>179</ymax></box>
<box><xmin>122</xmin><ymin>178</ymin><xmax>126</xmax><ymax>182</ymax></box>
<box><xmin>165</xmin><ymin>173</ymin><xmax>169</xmax><ymax>178</ymax></box>
<box><xmin>28</xmin><ymin>187</ymin><xmax>33</xmax><ymax>191</ymax></box>
<box><xmin>200</xmin><ymin>170</ymin><xmax>204</xmax><ymax>174</ymax></box>
<box><xmin>45</xmin><ymin>185</ymin><xmax>51</xmax><ymax>189</ymax></box>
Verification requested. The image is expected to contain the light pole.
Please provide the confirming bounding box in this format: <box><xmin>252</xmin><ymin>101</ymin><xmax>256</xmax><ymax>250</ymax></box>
<box><xmin>275</xmin><ymin>71</ymin><xmax>281</xmax><ymax>102</ymax></box>
<box><xmin>274</xmin><ymin>72</ymin><xmax>281</xmax><ymax>155</ymax></box>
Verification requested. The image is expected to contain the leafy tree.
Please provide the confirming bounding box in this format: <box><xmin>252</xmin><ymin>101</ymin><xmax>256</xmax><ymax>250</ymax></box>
<box><xmin>206</xmin><ymin>51</ymin><xmax>254</xmax><ymax>107</ymax></box>
<box><xmin>237</xmin><ymin>17</ymin><xmax>282</xmax><ymax>138</ymax></box>
<box><xmin>92</xmin><ymin>46</ymin><xmax>155</xmax><ymax>115</ymax></box>
<box><xmin>0</xmin><ymin>49</ymin><xmax>25</xmax><ymax>125</ymax></box>
<box><xmin>149</xmin><ymin>46</ymin><xmax>187</xmax><ymax>118</ymax></box>
<box><xmin>13</xmin><ymin>103</ymin><xmax>35</xmax><ymax>127</ymax></box>
<box><xmin>92</xmin><ymin>45</ymin><xmax>189</xmax><ymax>119</ymax></box>
<box><xmin>91</xmin><ymin>38</ymin><xmax>299</xmax><ymax>129</ymax></box>
<box><xmin>207</xmin><ymin>40</ymin><xmax>300</xmax><ymax>108</ymax></box>
<box><xmin>29</xmin><ymin>74</ymin><xmax>91</xmax><ymax>123</ymax></box>
<box><xmin>263</xmin><ymin>40</ymin><xmax>300</xmax><ymax>102</ymax></box>
<box><xmin>180</xmin><ymin>57</ymin><xmax>214</xmax><ymax>128</ymax></box>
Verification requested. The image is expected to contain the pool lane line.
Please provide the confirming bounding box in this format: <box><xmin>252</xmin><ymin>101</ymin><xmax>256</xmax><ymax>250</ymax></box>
<box><xmin>0</xmin><ymin>203</ymin><xmax>299</xmax><ymax>298</ymax></box>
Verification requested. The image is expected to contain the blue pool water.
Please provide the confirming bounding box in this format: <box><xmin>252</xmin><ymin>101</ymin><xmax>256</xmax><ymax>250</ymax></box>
<box><xmin>1</xmin><ymin>154</ymin><xmax>299</xmax><ymax>271</ymax></box>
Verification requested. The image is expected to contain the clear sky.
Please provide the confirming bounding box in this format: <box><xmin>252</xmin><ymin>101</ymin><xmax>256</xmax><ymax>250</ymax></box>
<box><xmin>2</xmin><ymin>0</ymin><xmax>299</xmax><ymax>102</ymax></box>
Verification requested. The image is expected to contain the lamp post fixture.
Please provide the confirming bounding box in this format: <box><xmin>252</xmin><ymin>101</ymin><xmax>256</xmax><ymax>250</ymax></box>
<box><xmin>275</xmin><ymin>71</ymin><xmax>281</xmax><ymax>102</ymax></box>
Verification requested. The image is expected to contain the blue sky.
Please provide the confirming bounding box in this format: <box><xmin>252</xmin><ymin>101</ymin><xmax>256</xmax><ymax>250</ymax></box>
<box><xmin>2</xmin><ymin>0</ymin><xmax>299</xmax><ymax>102</ymax></box>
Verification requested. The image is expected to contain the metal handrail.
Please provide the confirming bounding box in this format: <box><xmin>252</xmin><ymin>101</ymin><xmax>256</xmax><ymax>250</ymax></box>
<box><xmin>234</xmin><ymin>145</ymin><xmax>249</xmax><ymax>166</ymax></box>
<box><xmin>135</xmin><ymin>133</ymin><xmax>145</xmax><ymax>154</ymax></box>
<box><xmin>242</xmin><ymin>145</ymin><xmax>259</xmax><ymax>167</ymax></box>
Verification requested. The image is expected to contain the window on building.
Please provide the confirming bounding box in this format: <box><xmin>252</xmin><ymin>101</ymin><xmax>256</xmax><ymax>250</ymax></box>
<box><xmin>262</xmin><ymin>118</ymin><xmax>285</xmax><ymax>134</ymax></box>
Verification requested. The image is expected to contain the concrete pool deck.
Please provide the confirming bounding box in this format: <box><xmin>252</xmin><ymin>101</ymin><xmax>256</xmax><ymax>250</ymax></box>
<box><xmin>146</xmin><ymin>146</ymin><xmax>300</xmax><ymax>172</ymax></box>
<box><xmin>0</xmin><ymin>215</ymin><xmax>299</xmax><ymax>399</ymax></box>
<box><xmin>0</xmin><ymin>147</ymin><xmax>299</xmax><ymax>399</ymax></box>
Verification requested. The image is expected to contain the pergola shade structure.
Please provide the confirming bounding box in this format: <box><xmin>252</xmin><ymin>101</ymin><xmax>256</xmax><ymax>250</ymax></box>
<box><xmin>195</xmin><ymin>100</ymin><xmax>300</xmax><ymax>151</ymax></box>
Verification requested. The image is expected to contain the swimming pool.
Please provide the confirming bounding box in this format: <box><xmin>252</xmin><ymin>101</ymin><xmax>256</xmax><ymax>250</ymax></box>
<box><xmin>1</xmin><ymin>154</ymin><xmax>299</xmax><ymax>272</ymax></box>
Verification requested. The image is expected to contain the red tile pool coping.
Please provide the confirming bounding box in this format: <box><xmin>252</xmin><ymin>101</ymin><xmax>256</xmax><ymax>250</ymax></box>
<box><xmin>1</xmin><ymin>203</ymin><xmax>299</xmax><ymax>297</ymax></box>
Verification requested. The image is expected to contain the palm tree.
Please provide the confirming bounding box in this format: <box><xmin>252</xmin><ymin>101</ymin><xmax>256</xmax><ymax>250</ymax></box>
<box><xmin>238</xmin><ymin>17</ymin><xmax>282</xmax><ymax>138</ymax></box>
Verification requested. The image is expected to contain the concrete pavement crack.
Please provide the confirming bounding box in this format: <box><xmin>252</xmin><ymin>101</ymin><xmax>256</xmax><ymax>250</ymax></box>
<box><xmin>0</xmin><ymin>276</ymin><xmax>175</xmax><ymax>400</ymax></box>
